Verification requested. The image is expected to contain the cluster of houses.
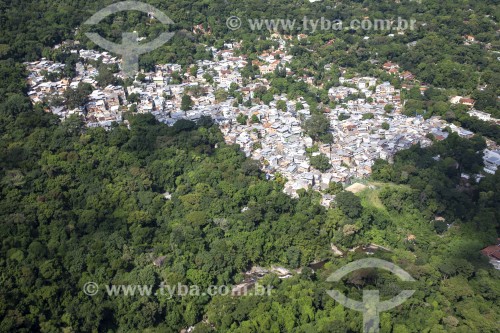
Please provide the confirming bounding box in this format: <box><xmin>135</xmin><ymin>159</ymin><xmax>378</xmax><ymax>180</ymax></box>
<box><xmin>325</xmin><ymin>112</ymin><xmax>441</xmax><ymax>173</ymax></box>
<box><xmin>25</xmin><ymin>60</ymin><xmax>69</xmax><ymax>109</ymax></box>
<box><xmin>25</xmin><ymin>50</ymin><xmax>125</xmax><ymax>124</ymax></box>
<box><xmin>218</xmin><ymin>76</ymin><xmax>453</xmax><ymax>200</ymax></box>
<box><xmin>25</xmin><ymin>45</ymin><xmax>251</xmax><ymax>127</ymax></box>
<box><xmin>382</xmin><ymin>61</ymin><xmax>415</xmax><ymax>81</ymax></box>
<box><xmin>253</xmin><ymin>49</ymin><xmax>293</xmax><ymax>75</ymax></box>
<box><xmin>24</xmin><ymin>36</ymin><xmax>498</xmax><ymax>205</ymax></box>
<box><xmin>330</xmin><ymin>77</ymin><xmax>402</xmax><ymax>114</ymax></box>
<box><xmin>468</xmin><ymin>109</ymin><xmax>500</xmax><ymax>124</ymax></box>
<box><xmin>220</xmin><ymin>98</ymin><xmax>318</xmax><ymax>198</ymax></box>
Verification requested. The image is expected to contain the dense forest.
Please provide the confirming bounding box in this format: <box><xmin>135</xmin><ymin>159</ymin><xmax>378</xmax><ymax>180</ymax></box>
<box><xmin>1</xmin><ymin>99</ymin><xmax>499</xmax><ymax>332</ymax></box>
<box><xmin>0</xmin><ymin>0</ymin><xmax>499</xmax><ymax>332</ymax></box>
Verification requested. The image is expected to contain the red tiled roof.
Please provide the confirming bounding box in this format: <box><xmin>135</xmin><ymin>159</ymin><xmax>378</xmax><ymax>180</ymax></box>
<box><xmin>481</xmin><ymin>241</ymin><xmax>500</xmax><ymax>260</ymax></box>
<box><xmin>459</xmin><ymin>98</ymin><xmax>475</xmax><ymax>105</ymax></box>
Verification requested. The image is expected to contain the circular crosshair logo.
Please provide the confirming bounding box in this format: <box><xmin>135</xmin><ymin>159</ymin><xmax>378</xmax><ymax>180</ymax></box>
<box><xmin>83</xmin><ymin>1</ymin><xmax>175</xmax><ymax>77</ymax></box>
<box><xmin>326</xmin><ymin>258</ymin><xmax>415</xmax><ymax>333</ymax></box>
